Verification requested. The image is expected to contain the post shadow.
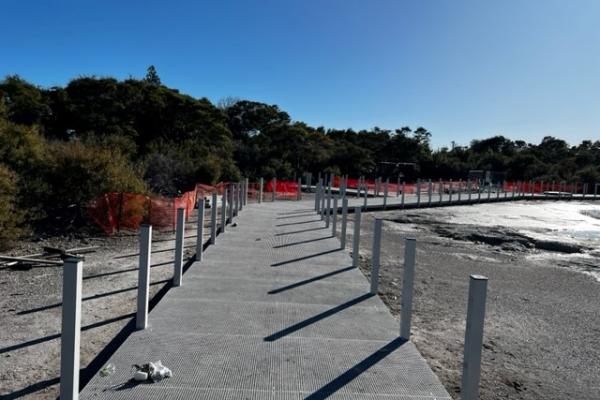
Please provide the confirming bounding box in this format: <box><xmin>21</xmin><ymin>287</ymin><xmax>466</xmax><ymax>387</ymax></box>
<box><xmin>272</xmin><ymin>236</ymin><xmax>332</xmax><ymax>249</ymax></box>
<box><xmin>270</xmin><ymin>248</ymin><xmax>342</xmax><ymax>267</ymax></box>
<box><xmin>263</xmin><ymin>293</ymin><xmax>374</xmax><ymax>341</ymax></box>
<box><xmin>275</xmin><ymin>219</ymin><xmax>322</xmax><ymax>227</ymax></box>
<box><xmin>274</xmin><ymin>227</ymin><xmax>327</xmax><ymax>236</ymax></box>
<box><xmin>303</xmin><ymin>337</ymin><xmax>407</xmax><ymax>399</ymax></box>
<box><xmin>268</xmin><ymin>266</ymin><xmax>356</xmax><ymax>294</ymax></box>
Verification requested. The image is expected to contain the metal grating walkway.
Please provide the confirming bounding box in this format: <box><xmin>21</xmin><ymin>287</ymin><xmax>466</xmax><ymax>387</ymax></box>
<box><xmin>80</xmin><ymin>201</ymin><xmax>451</xmax><ymax>399</ymax></box>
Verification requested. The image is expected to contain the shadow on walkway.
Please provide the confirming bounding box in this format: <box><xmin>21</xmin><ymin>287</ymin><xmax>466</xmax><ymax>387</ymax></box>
<box><xmin>263</xmin><ymin>293</ymin><xmax>374</xmax><ymax>341</ymax></box>
<box><xmin>274</xmin><ymin>227</ymin><xmax>327</xmax><ymax>236</ymax></box>
<box><xmin>268</xmin><ymin>266</ymin><xmax>355</xmax><ymax>294</ymax></box>
<box><xmin>304</xmin><ymin>337</ymin><xmax>408</xmax><ymax>399</ymax></box>
<box><xmin>272</xmin><ymin>236</ymin><xmax>332</xmax><ymax>249</ymax></box>
<box><xmin>270</xmin><ymin>248</ymin><xmax>341</xmax><ymax>267</ymax></box>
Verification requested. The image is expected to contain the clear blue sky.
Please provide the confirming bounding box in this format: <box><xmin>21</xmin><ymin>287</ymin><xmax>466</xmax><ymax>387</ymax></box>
<box><xmin>1</xmin><ymin>0</ymin><xmax>599</xmax><ymax>148</ymax></box>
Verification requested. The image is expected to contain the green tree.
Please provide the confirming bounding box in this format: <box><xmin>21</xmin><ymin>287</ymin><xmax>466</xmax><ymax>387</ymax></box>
<box><xmin>144</xmin><ymin>65</ymin><xmax>161</xmax><ymax>85</ymax></box>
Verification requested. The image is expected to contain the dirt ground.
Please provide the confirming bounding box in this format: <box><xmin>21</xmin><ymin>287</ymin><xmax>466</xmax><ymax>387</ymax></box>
<box><xmin>2</xmin><ymin>199</ymin><xmax>600</xmax><ymax>399</ymax></box>
<box><xmin>0</xmin><ymin>208</ymin><xmax>209</xmax><ymax>399</ymax></box>
<box><xmin>345</xmin><ymin>203</ymin><xmax>600</xmax><ymax>400</ymax></box>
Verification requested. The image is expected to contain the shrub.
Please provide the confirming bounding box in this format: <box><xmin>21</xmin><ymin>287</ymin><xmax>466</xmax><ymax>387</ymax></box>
<box><xmin>44</xmin><ymin>140</ymin><xmax>147</xmax><ymax>225</ymax></box>
<box><xmin>0</xmin><ymin>165</ymin><xmax>24</xmax><ymax>250</ymax></box>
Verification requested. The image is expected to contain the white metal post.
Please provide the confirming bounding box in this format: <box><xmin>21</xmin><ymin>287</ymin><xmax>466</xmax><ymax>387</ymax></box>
<box><xmin>173</xmin><ymin>208</ymin><xmax>185</xmax><ymax>287</ymax></box>
<box><xmin>233</xmin><ymin>184</ymin><xmax>239</xmax><ymax>216</ymax></box>
<box><xmin>272</xmin><ymin>178</ymin><xmax>276</xmax><ymax>201</ymax></box>
<box><xmin>60</xmin><ymin>256</ymin><xmax>83</xmax><ymax>400</ymax></box>
<box><xmin>400</xmin><ymin>238</ymin><xmax>416</xmax><ymax>340</ymax></box>
<box><xmin>383</xmin><ymin>179</ymin><xmax>389</xmax><ymax>208</ymax></box>
<box><xmin>461</xmin><ymin>275</ymin><xmax>489</xmax><ymax>400</ymax></box>
<box><xmin>332</xmin><ymin>196</ymin><xmax>338</xmax><ymax>236</ymax></box>
<box><xmin>210</xmin><ymin>192</ymin><xmax>217</xmax><ymax>244</ymax></box>
<box><xmin>221</xmin><ymin>189</ymin><xmax>227</xmax><ymax>232</ymax></box>
<box><xmin>315</xmin><ymin>180</ymin><xmax>321</xmax><ymax>211</ymax></box>
<box><xmin>458</xmin><ymin>179</ymin><xmax>462</xmax><ymax>202</ymax></box>
<box><xmin>438</xmin><ymin>180</ymin><xmax>442</xmax><ymax>204</ymax></box>
<box><xmin>239</xmin><ymin>182</ymin><xmax>243</xmax><ymax>210</ymax></box>
<box><xmin>363</xmin><ymin>184</ymin><xmax>368</xmax><ymax>209</ymax></box>
<box><xmin>297</xmin><ymin>178</ymin><xmax>302</xmax><ymax>200</ymax></box>
<box><xmin>259</xmin><ymin>177</ymin><xmax>264</xmax><ymax>203</ymax></box>
<box><xmin>352</xmin><ymin>207</ymin><xmax>361</xmax><ymax>267</ymax></box>
<box><xmin>449</xmin><ymin>179</ymin><xmax>453</xmax><ymax>202</ymax></box>
<box><xmin>401</xmin><ymin>182</ymin><xmax>405</xmax><ymax>206</ymax></box>
<box><xmin>136</xmin><ymin>225</ymin><xmax>151</xmax><ymax>330</ymax></box>
<box><xmin>340</xmin><ymin>197</ymin><xmax>348</xmax><ymax>248</ymax></box>
<box><xmin>245</xmin><ymin>178</ymin><xmax>249</xmax><ymax>205</ymax></box>
<box><xmin>428</xmin><ymin>179</ymin><xmax>432</xmax><ymax>205</ymax></box>
<box><xmin>196</xmin><ymin>199</ymin><xmax>205</xmax><ymax>261</ymax></box>
<box><xmin>468</xmin><ymin>180</ymin><xmax>472</xmax><ymax>202</ymax></box>
<box><xmin>370</xmin><ymin>219</ymin><xmax>382</xmax><ymax>294</ymax></box>
<box><xmin>228</xmin><ymin>187</ymin><xmax>233</xmax><ymax>223</ymax></box>
<box><xmin>325</xmin><ymin>190</ymin><xmax>331</xmax><ymax>228</ymax></box>
<box><xmin>416</xmin><ymin>179</ymin><xmax>421</xmax><ymax>207</ymax></box>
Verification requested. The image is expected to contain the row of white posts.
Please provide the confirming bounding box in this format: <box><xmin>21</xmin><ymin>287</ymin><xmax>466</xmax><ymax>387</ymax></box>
<box><xmin>59</xmin><ymin>179</ymin><xmax>252</xmax><ymax>400</ymax></box>
<box><xmin>314</xmin><ymin>188</ymin><xmax>489</xmax><ymax>400</ymax></box>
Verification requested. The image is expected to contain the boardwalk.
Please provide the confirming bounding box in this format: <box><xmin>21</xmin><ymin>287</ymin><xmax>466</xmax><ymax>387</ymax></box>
<box><xmin>80</xmin><ymin>200</ymin><xmax>450</xmax><ymax>399</ymax></box>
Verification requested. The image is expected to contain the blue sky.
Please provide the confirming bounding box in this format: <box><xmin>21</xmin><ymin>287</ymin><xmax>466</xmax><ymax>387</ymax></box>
<box><xmin>1</xmin><ymin>0</ymin><xmax>599</xmax><ymax>148</ymax></box>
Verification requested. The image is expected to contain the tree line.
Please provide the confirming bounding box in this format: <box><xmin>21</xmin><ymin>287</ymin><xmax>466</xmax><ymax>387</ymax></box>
<box><xmin>0</xmin><ymin>67</ymin><xmax>598</xmax><ymax>246</ymax></box>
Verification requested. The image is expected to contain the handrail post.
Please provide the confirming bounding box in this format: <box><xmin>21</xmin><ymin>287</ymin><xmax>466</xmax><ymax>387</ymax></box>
<box><xmin>196</xmin><ymin>199</ymin><xmax>205</xmax><ymax>261</ymax></box>
<box><xmin>297</xmin><ymin>178</ymin><xmax>302</xmax><ymax>201</ymax></box>
<box><xmin>352</xmin><ymin>207</ymin><xmax>361</xmax><ymax>267</ymax></box>
<box><xmin>383</xmin><ymin>179</ymin><xmax>389</xmax><ymax>208</ymax></box>
<box><xmin>401</xmin><ymin>181</ymin><xmax>405</xmax><ymax>207</ymax></box>
<box><xmin>136</xmin><ymin>225</ymin><xmax>151</xmax><ymax>330</ymax></box>
<box><xmin>210</xmin><ymin>192</ymin><xmax>217</xmax><ymax>244</ymax></box>
<box><xmin>332</xmin><ymin>196</ymin><xmax>338</xmax><ymax>236</ymax></box>
<box><xmin>173</xmin><ymin>208</ymin><xmax>185</xmax><ymax>287</ymax></box>
<box><xmin>416</xmin><ymin>179</ymin><xmax>421</xmax><ymax>207</ymax></box>
<box><xmin>60</xmin><ymin>256</ymin><xmax>83</xmax><ymax>400</ymax></box>
<box><xmin>370</xmin><ymin>218</ymin><xmax>382</xmax><ymax>294</ymax></box>
<box><xmin>259</xmin><ymin>178</ymin><xmax>264</xmax><ymax>203</ymax></box>
<box><xmin>340</xmin><ymin>197</ymin><xmax>348</xmax><ymax>249</ymax></box>
<box><xmin>400</xmin><ymin>238</ymin><xmax>416</xmax><ymax>340</ymax></box>
<box><xmin>325</xmin><ymin>190</ymin><xmax>331</xmax><ymax>228</ymax></box>
<box><xmin>221</xmin><ymin>189</ymin><xmax>227</xmax><ymax>232</ymax></box>
<box><xmin>272</xmin><ymin>178</ymin><xmax>276</xmax><ymax>202</ymax></box>
<box><xmin>461</xmin><ymin>274</ymin><xmax>489</xmax><ymax>400</ymax></box>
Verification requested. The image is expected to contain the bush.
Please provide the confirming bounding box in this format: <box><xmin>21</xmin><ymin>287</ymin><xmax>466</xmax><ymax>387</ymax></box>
<box><xmin>0</xmin><ymin>165</ymin><xmax>24</xmax><ymax>250</ymax></box>
<box><xmin>44</xmin><ymin>140</ymin><xmax>147</xmax><ymax>225</ymax></box>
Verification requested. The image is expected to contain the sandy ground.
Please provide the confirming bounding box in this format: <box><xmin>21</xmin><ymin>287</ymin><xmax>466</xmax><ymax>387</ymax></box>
<box><xmin>344</xmin><ymin>201</ymin><xmax>600</xmax><ymax>400</ymax></box>
<box><xmin>3</xmin><ymin>198</ymin><xmax>600</xmax><ymax>399</ymax></box>
<box><xmin>0</xmin><ymin>208</ymin><xmax>211</xmax><ymax>399</ymax></box>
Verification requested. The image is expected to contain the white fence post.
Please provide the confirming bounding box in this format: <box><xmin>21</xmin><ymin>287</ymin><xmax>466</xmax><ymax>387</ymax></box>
<box><xmin>400</xmin><ymin>238</ymin><xmax>416</xmax><ymax>340</ymax></box>
<box><xmin>245</xmin><ymin>178</ymin><xmax>249</xmax><ymax>205</ymax></box>
<box><xmin>401</xmin><ymin>182</ymin><xmax>405</xmax><ymax>207</ymax></box>
<box><xmin>352</xmin><ymin>207</ymin><xmax>361</xmax><ymax>267</ymax></box>
<box><xmin>325</xmin><ymin>190</ymin><xmax>332</xmax><ymax>228</ymax></box>
<box><xmin>210</xmin><ymin>192</ymin><xmax>217</xmax><ymax>244</ymax></box>
<box><xmin>438</xmin><ymin>180</ymin><xmax>442</xmax><ymax>204</ymax></box>
<box><xmin>428</xmin><ymin>179</ymin><xmax>432</xmax><ymax>205</ymax></box>
<box><xmin>259</xmin><ymin>177</ymin><xmax>264</xmax><ymax>203</ymax></box>
<box><xmin>416</xmin><ymin>179</ymin><xmax>421</xmax><ymax>207</ymax></box>
<box><xmin>136</xmin><ymin>225</ymin><xmax>151</xmax><ymax>330</ymax></box>
<box><xmin>332</xmin><ymin>196</ymin><xmax>338</xmax><ymax>236</ymax></box>
<box><xmin>383</xmin><ymin>179</ymin><xmax>389</xmax><ymax>208</ymax></box>
<box><xmin>196</xmin><ymin>199</ymin><xmax>205</xmax><ymax>261</ymax></box>
<box><xmin>370</xmin><ymin>218</ymin><xmax>382</xmax><ymax>294</ymax></box>
<box><xmin>340</xmin><ymin>197</ymin><xmax>348</xmax><ymax>248</ymax></box>
<box><xmin>315</xmin><ymin>180</ymin><xmax>321</xmax><ymax>211</ymax></box>
<box><xmin>297</xmin><ymin>178</ymin><xmax>302</xmax><ymax>200</ymax></box>
<box><xmin>272</xmin><ymin>178</ymin><xmax>276</xmax><ymax>201</ymax></box>
<box><xmin>363</xmin><ymin>184</ymin><xmax>368</xmax><ymax>209</ymax></box>
<box><xmin>461</xmin><ymin>274</ymin><xmax>489</xmax><ymax>400</ymax></box>
<box><xmin>173</xmin><ymin>208</ymin><xmax>185</xmax><ymax>287</ymax></box>
<box><xmin>228</xmin><ymin>187</ymin><xmax>234</xmax><ymax>223</ymax></box>
<box><xmin>221</xmin><ymin>189</ymin><xmax>227</xmax><ymax>232</ymax></box>
<box><xmin>60</xmin><ymin>256</ymin><xmax>83</xmax><ymax>400</ymax></box>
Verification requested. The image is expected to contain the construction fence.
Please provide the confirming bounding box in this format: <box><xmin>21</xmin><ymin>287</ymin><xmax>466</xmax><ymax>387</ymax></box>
<box><xmin>87</xmin><ymin>180</ymin><xmax>300</xmax><ymax>235</ymax></box>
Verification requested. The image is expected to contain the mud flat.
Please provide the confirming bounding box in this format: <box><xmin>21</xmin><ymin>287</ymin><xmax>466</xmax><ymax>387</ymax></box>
<box><xmin>347</xmin><ymin>201</ymin><xmax>600</xmax><ymax>400</ymax></box>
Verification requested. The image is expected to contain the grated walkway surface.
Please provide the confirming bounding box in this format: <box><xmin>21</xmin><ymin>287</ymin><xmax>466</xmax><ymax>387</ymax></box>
<box><xmin>80</xmin><ymin>201</ymin><xmax>451</xmax><ymax>399</ymax></box>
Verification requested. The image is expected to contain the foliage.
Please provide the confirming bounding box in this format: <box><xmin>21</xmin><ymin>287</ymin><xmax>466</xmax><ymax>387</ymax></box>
<box><xmin>1</xmin><ymin>71</ymin><xmax>599</xmax><ymax>242</ymax></box>
<box><xmin>0</xmin><ymin>164</ymin><xmax>25</xmax><ymax>249</ymax></box>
